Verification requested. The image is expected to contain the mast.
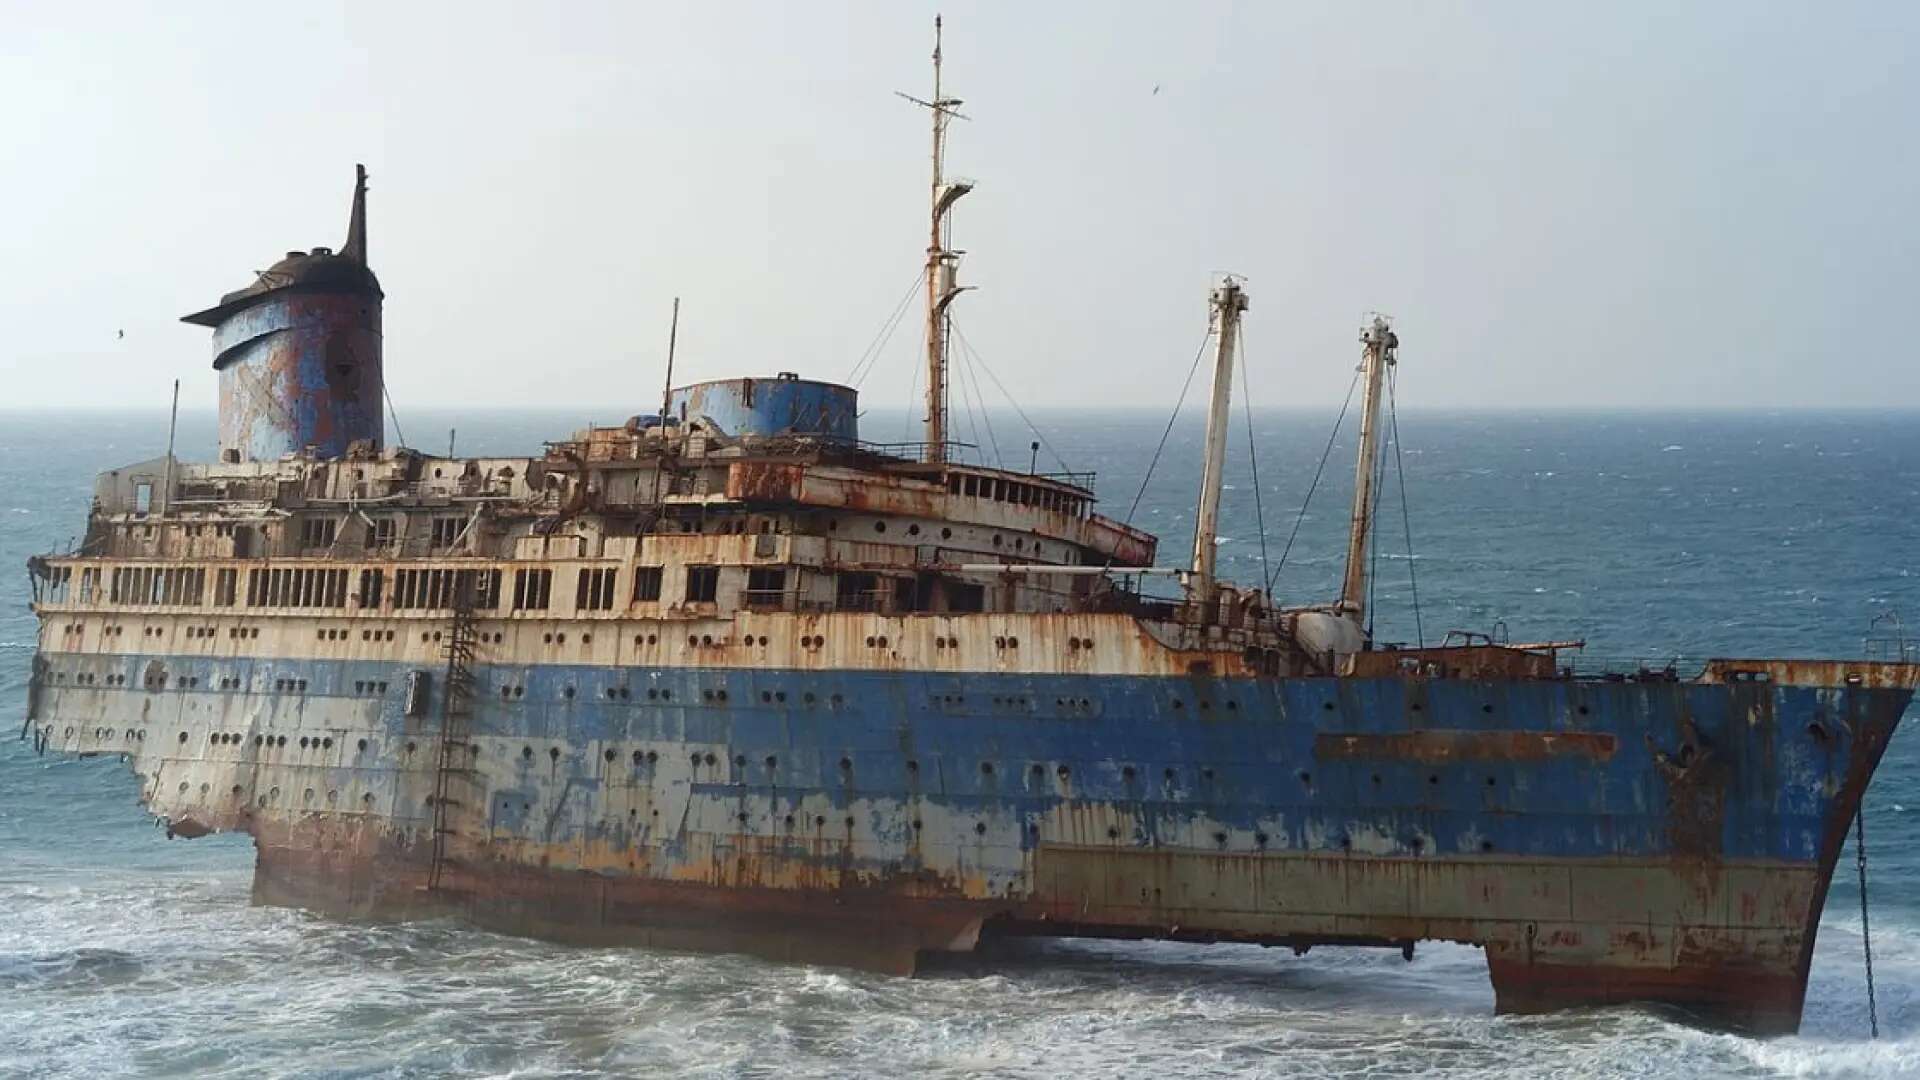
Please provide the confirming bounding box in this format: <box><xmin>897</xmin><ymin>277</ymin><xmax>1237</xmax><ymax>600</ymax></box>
<box><xmin>1339</xmin><ymin>315</ymin><xmax>1398</xmax><ymax>618</ymax></box>
<box><xmin>1190</xmin><ymin>278</ymin><xmax>1248</xmax><ymax>603</ymax></box>
<box><xmin>915</xmin><ymin>16</ymin><xmax>972</xmax><ymax>462</ymax></box>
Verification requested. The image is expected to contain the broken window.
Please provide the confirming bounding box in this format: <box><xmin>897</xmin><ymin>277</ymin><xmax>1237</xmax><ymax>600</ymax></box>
<box><xmin>684</xmin><ymin>565</ymin><xmax>719</xmax><ymax>604</ymax></box>
<box><xmin>368</xmin><ymin>517</ymin><xmax>396</xmax><ymax>549</ymax></box>
<box><xmin>469</xmin><ymin>568</ymin><xmax>503</xmax><ymax>609</ymax></box>
<box><xmin>632</xmin><ymin>566</ymin><xmax>663</xmax><ymax>603</ymax></box>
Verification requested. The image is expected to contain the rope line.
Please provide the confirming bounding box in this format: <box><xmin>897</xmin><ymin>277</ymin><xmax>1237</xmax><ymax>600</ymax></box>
<box><xmin>1121</xmin><ymin>327</ymin><xmax>1216</xmax><ymax>531</ymax></box>
<box><xmin>950</xmin><ymin>322</ymin><xmax>1070</xmax><ymax>475</ymax></box>
<box><xmin>900</xmin><ymin>339</ymin><xmax>921</xmax><ymax>446</ymax></box>
<box><xmin>1365</xmin><ymin>387</ymin><xmax>1392</xmax><ymax>640</ymax></box>
<box><xmin>951</xmin><ymin>335</ymin><xmax>986</xmax><ymax>465</ymax></box>
<box><xmin>846</xmin><ymin>268</ymin><xmax>929</xmax><ymax>388</ymax></box>
<box><xmin>1238</xmin><ymin>326</ymin><xmax>1272</xmax><ymax>598</ymax></box>
<box><xmin>382</xmin><ymin>381</ymin><xmax>409</xmax><ymax>450</ymax></box>
<box><xmin>954</xmin><ymin>337</ymin><xmax>1000</xmax><ymax>468</ymax></box>
<box><xmin>1269</xmin><ymin>365</ymin><xmax>1361</xmax><ymax>593</ymax></box>
<box><xmin>1857</xmin><ymin>807</ymin><xmax>1880</xmax><ymax>1039</ymax></box>
<box><xmin>1388</xmin><ymin>365</ymin><xmax>1423</xmax><ymax>647</ymax></box>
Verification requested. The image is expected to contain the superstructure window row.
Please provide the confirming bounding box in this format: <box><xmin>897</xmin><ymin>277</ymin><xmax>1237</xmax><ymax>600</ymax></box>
<box><xmin>109</xmin><ymin>566</ymin><xmax>207</xmax><ymax>606</ymax></box>
<box><xmin>246</xmin><ymin>567</ymin><xmax>349</xmax><ymax>608</ymax></box>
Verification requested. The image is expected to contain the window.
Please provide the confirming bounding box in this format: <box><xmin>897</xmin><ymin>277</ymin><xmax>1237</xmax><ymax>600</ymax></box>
<box><xmin>946</xmin><ymin>581</ymin><xmax>986</xmax><ymax>613</ymax></box>
<box><xmin>513</xmin><ymin>568</ymin><xmax>552</xmax><ymax>610</ymax></box>
<box><xmin>684</xmin><ymin>565</ymin><xmax>719</xmax><ymax>604</ymax></box>
<box><xmin>368</xmin><ymin>517</ymin><xmax>396</xmax><ymax>549</ymax></box>
<box><xmin>242</xmin><ymin>566</ymin><xmax>346</xmax><ymax>608</ymax></box>
<box><xmin>430</xmin><ymin>517</ymin><xmax>462</xmax><ymax>550</ymax></box>
<box><xmin>358</xmin><ymin>568</ymin><xmax>385</xmax><ymax>609</ymax></box>
<box><xmin>745</xmin><ymin>568</ymin><xmax>787</xmax><ymax>609</ymax></box>
<box><xmin>133</xmin><ymin>482</ymin><xmax>153</xmax><ymax>516</ymax></box>
<box><xmin>214</xmin><ymin>568</ymin><xmax>238</xmax><ymax>606</ymax></box>
<box><xmin>471</xmin><ymin>568</ymin><xmax>502</xmax><ymax>609</ymax></box>
<box><xmin>109</xmin><ymin>565</ymin><xmax>205</xmax><ymax>607</ymax></box>
<box><xmin>632</xmin><ymin>566</ymin><xmax>663</xmax><ymax>603</ymax></box>
<box><xmin>836</xmin><ymin>572</ymin><xmax>878</xmax><ymax>612</ymax></box>
<box><xmin>576</xmin><ymin>567</ymin><xmax>616</xmax><ymax>611</ymax></box>
<box><xmin>301</xmin><ymin>518</ymin><xmax>337</xmax><ymax>550</ymax></box>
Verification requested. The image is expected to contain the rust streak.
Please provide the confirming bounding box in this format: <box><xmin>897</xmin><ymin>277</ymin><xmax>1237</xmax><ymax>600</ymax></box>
<box><xmin>1314</xmin><ymin>730</ymin><xmax>1619</xmax><ymax>763</ymax></box>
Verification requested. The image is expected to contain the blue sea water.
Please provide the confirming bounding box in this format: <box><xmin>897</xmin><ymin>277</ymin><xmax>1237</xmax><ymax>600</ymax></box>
<box><xmin>1</xmin><ymin>405</ymin><xmax>1917</xmax><ymax>1078</ymax></box>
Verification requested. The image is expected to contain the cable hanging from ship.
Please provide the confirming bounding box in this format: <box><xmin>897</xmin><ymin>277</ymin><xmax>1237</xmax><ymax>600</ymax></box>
<box><xmin>1237</xmin><ymin>324</ymin><xmax>1273</xmax><ymax>599</ymax></box>
<box><xmin>1120</xmin><ymin>324</ymin><xmax>1216</xmax><ymax>532</ymax></box>
<box><xmin>1270</xmin><ymin>364</ymin><xmax>1361</xmax><ymax>592</ymax></box>
<box><xmin>950</xmin><ymin>321</ymin><xmax>1072</xmax><ymax>476</ymax></box>
<box><xmin>1856</xmin><ymin>806</ymin><xmax>1880</xmax><ymax>1039</ymax></box>
<box><xmin>1388</xmin><ymin>362</ymin><xmax>1423</xmax><ymax>647</ymax></box>
<box><xmin>846</xmin><ymin>267</ymin><xmax>929</xmax><ymax>388</ymax></box>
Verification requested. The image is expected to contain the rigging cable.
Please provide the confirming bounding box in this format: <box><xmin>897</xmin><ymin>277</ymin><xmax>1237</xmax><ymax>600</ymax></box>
<box><xmin>1365</xmin><ymin>387</ymin><xmax>1392</xmax><ymax>641</ymax></box>
<box><xmin>951</xmin><ymin>335</ymin><xmax>991</xmax><ymax>467</ymax></box>
<box><xmin>949</xmin><ymin>328</ymin><xmax>1002</xmax><ymax>467</ymax></box>
<box><xmin>951</xmin><ymin>321</ymin><xmax>1074</xmax><ymax>476</ymax></box>
<box><xmin>1857</xmin><ymin>807</ymin><xmax>1880</xmax><ymax>1039</ymax></box>
<box><xmin>964</xmin><ymin>342</ymin><xmax>1004</xmax><ymax>468</ymax></box>
<box><xmin>1237</xmin><ymin>327</ymin><xmax>1272</xmax><ymax>598</ymax></box>
<box><xmin>1268</xmin><ymin>365</ymin><xmax>1362</xmax><ymax>593</ymax></box>
<box><xmin>900</xmin><ymin>340</ymin><xmax>922</xmax><ymax>446</ymax></box>
<box><xmin>1120</xmin><ymin>327</ymin><xmax>1216</xmax><ymax>531</ymax></box>
<box><xmin>382</xmin><ymin>381</ymin><xmax>409</xmax><ymax>450</ymax></box>
<box><xmin>846</xmin><ymin>268</ymin><xmax>930</xmax><ymax>388</ymax></box>
<box><xmin>1388</xmin><ymin>365</ymin><xmax>1423</xmax><ymax>647</ymax></box>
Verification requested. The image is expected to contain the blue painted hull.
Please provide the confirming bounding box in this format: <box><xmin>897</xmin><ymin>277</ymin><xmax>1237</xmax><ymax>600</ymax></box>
<box><xmin>32</xmin><ymin>646</ymin><xmax>1908</xmax><ymax>1033</ymax></box>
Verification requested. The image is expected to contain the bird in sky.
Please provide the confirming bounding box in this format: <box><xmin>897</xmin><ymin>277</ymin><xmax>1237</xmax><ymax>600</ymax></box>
<box><xmin>116</xmin><ymin>329</ymin><xmax>124</xmax><ymax>339</ymax></box>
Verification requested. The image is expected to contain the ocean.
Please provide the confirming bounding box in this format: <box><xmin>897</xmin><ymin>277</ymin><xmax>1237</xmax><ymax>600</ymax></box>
<box><xmin>2</xmin><ymin>405</ymin><xmax>1916</xmax><ymax>1078</ymax></box>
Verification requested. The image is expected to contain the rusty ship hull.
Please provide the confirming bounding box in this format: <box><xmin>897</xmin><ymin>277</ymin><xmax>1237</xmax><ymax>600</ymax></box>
<box><xmin>23</xmin><ymin>28</ymin><xmax>1918</xmax><ymax>1037</ymax></box>
<box><xmin>26</xmin><ymin>626</ymin><xmax>1914</xmax><ymax>1034</ymax></box>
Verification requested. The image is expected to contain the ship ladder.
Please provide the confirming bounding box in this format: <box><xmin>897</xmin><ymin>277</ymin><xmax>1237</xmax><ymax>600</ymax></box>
<box><xmin>425</xmin><ymin>575</ymin><xmax>481</xmax><ymax>891</ymax></box>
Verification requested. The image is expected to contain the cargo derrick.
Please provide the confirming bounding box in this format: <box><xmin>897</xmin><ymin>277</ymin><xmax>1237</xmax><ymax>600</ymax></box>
<box><xmin>23</xmin><ymin>26</ymin><xmax>1919</xmax><ymax>1038</ymax></box>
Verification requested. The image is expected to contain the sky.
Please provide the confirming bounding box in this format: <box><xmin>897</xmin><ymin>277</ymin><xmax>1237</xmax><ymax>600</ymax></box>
<box><xmin>1</xmin><ymin>2</ymin><xmax>1915</xmax><ymax>417</ymax></box>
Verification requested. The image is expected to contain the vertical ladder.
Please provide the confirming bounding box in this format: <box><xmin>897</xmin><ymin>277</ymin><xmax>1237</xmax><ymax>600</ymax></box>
<box><xmin>425</xmin><ymin>573</ymin><xmax>480</xmax><ymax>890</ymax></box>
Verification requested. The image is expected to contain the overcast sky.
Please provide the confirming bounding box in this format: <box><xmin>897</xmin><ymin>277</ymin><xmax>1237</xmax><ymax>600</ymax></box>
<box><xmin>2</xmin><ymin>2</ymin><xmax>1914</xmax><ymax>417</ymax></box>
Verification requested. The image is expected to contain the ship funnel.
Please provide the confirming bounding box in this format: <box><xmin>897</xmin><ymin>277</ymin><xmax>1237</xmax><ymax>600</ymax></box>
<box><xmin>182</xmin><ymin>164</ymin><xmax>385</xmax><ymax>461</ymax></box>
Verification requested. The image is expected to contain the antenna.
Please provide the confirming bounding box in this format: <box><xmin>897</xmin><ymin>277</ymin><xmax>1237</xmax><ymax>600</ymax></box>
<box><xmin>659</xmin><ymin>297</ymin><xmax>681</xmax><ymax>428</ymax></box>
<box><xmin>162</xmin><ymin>378</ymin><xmax>180</xmax><ymax>517</ymax></box>
<box><xmin>900</xmin><ymin>15</ymin><xmax>974</xmax><ymax>464</ymax></box>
